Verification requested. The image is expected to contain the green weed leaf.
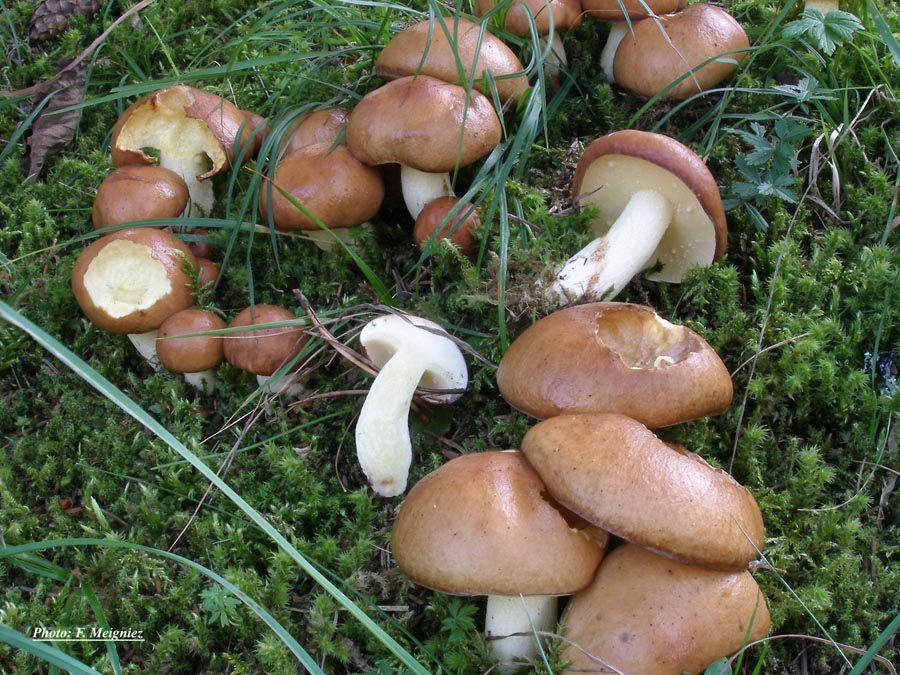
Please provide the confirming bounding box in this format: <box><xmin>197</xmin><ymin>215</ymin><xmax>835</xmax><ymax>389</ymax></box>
<box><xmin>783</xmin><ymin>9</ymin><xmax>864</xmax><ymax>55</ymax></box>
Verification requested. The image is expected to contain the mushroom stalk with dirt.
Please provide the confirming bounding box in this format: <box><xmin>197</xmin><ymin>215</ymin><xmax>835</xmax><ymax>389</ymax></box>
<box><xmin>354</xmin><ymin>313</ymin><xmax>468</xmax><ymax>498</ymax></box>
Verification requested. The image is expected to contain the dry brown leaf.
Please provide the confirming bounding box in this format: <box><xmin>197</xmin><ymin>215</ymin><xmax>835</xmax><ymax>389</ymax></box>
<box><xmin>30</xmin><ymin>0</ymin><xmax>102</xmax><ymax>43</ymax></box>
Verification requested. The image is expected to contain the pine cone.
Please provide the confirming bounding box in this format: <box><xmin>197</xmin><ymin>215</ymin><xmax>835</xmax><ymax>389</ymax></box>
<box><xmin>29</xmin><ymin>0</ymin><xmax>102</xmax><ymax>42</ymax></box>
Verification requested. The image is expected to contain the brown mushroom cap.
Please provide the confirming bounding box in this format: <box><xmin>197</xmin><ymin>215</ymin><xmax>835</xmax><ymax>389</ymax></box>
<box><xmin>277</xmin><ymin>108</ymin><xmax>349</xmax><ymax>157</ymax></box>
<box><xmin>156</xmin><ymin>308</ymin><xmax>226</xmax><ymax>373</ymax></box>
<box><xmin>391</xmin><ymin>450</ymin><xmax>607</xmax><ymax>596</ymax></box>
<box><xmin>92</xmin><ymin>165</ymin><xmax>190</xmax><ymax>229</ymax></box>
<box><xmin>521</xmin><ymin>413</ymin><xmax>766</xmax><ymax>569</ymax></box>
<box><xmin>496</xmin><ymin>302</ymin><xmax>733</xmax><ymax>427</ymax></box>
<box><xmin>561</xmin><ymin>543</ymin><xmax>771</xmax><ymax>675</ymax></box>
<box><xmin>581</xmin><ymin>0</ymin><xmax>686</xmax><ymax>19</ymax></box>
<box><xmin>375</xmin><ymin>17</ymin><xmax>529</xmax><ymax>103</ymax></box>
<box><xmin>258</xmin><ymin>142</ymin><xmax>385</xmax><ymax>231</ymax></box>
<box><xmin>475</xmin><ymin>0</ymin><xmax>583</xmax><ymax>36</ymax></box>
<box><xmin>613</xmin><ymin>4</ymin><xmax>750</xmax><ymax>100</ymax></box>
<box><xmin>345</xmin><ymin>75</ymin><xmax>502</xmax><ymax>174</ymax></box>
<box><xmin>572</xmin><ymin>129</ymin><xmax>727</xmax><ymax>283</ymax></box>
<box><xmin>223</xmin><ymin>304</ymin><xmax>308</xmax><ymax>377</ymax></box>
<box><xmin>413</xmin><ymin>196</ymin><xmax>480</xmax><ymax>255</ymax></box>
<box><xmin>71</xmin><ymin>227</ymin><xmax>197</xmax><ymax>334</ymax></box>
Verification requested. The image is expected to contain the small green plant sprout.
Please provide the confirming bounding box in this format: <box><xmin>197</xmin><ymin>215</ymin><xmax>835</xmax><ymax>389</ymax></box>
<box><xmin>200</xmin><ymin>585</ymin><xmax>242</xmax><ymax>628</ymax></box>
<box><xmin>783</xmin><ymin>7</ymin><xmax>864</xmax><ymax>55</ymax></box>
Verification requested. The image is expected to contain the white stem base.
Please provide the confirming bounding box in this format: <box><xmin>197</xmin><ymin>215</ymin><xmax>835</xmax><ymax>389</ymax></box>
<box><xmin>257</xmin><ymin>372</ymin><xmax>306</xmax><ymax>398</ymax></box>
<box><xmin>401</xmin><ymin>165</ymin><xmax>454</xmax><ymax>221</ymax></box>
<box><xmin>485</xmin><ymin>594</ymin><xmax>558</xmax><ymax>670</ymax></box>
<box><xmin>540</xmin><ymin>32</ymin><xmax>568</xmax><ymax>83</ymax></box>
<box><xmin>549</xmin><ymin>189</ymin><xmax>672</xmax><ymax>305</ymax></box>
<box><xmin>128</xmin><ymin>330</ymin><xmax>161</xmax><ymax>370</ymax></box>
<box><xmin>183</xmin><ymin>369</ymin><xmax>219</xmax><ymax>393</ymax></box>
<box><xmin>304</xmin><ymin>222</ymin><xmax>371</xmax><ymax>252</ymax></box>
<box><xmin>159</xmin><ymin>154</ymin><xmax>215</xmax><ymax>217</ymax></box>
<box><xmin>600</xmin><ymin>21</ymin><xmax>629</xmax><ymax>83</ymax></box>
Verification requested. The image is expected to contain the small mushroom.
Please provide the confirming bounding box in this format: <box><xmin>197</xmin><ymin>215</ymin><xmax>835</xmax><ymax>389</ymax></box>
<box><xmin>413</xmin><ymin>196</ymin><xmax>480</xmax><ymax>256</ymax></box>
<box><xmin>345</xmin><ymin>75</ymin><xmax>502</xmax><ymax>220</ymax></box>
<box><xmin>560</xmin><ymin>543</ymin><xmax>771</xmax><ymax>675</ymax></box>
<box><xmin>354</xmin><ymin>313</ymin><xmax>468</xmax><ymax>497</ymax></box>
<box><xmin>392</xmin><ymin>450</ymin><xmax>607</xmax><ymax>668</ymax></box>
<box><xmin>496</xmin><ymin>302</ymin><xmax>733</xmax><ymax>427</ymax></box>
<box><xmin>92</xmin><ymin>164</ymin><xmax>190</xmax><ymax>229</ymax></box>
<box><xmin>521</xmin><ymin>413</ymin><xmax>766</xmax><ymax>570</ymax></box>
<box><xmin>549</xmin><ymin>129</ymin><xmax>727</xmax><ymax>304</ymax></box>
<box><xmin>156</xmin><ymin>308</ymin><xmax>226</xmax><ymax>392</ymax></box>
<box><xmin>71</xmin><ymin>227</ymin><xmax>197</xmax><ymax>366</ymax></box>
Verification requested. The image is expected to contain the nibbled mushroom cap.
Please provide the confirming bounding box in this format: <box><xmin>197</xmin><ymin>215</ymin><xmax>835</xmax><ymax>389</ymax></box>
<box><xmin>613</xmin><ymin>4</ymin><xmax>750</xmax><ymax>100</ymax></box>
<box><xmin>156</xmin><ymin>308</ymin><xmax>226</xmax><ymax>373</ymax></box>
<box><xmin>581</xmin><ymin>0</ymin><xmax>686</xmax><ymax>19</ymax></box>
<box><xmin>110</xmin><ymin>85</ymin><xmax>251</xmax><ymax>179</ymax></box>
<box><xmin>496</xmin><ymin>302</ymin><xmax>733</xmax><ymax>427</ymax></box>
<box><xmin>392</xmin><ymin>450</ymin><xmax>607</xmax><ymax>596</ymax></box>
<box><xmin>345</xmin><ymin>75</ymin><xmax>502</xmax><ymax>174</ymax></box>
<box><xmin>521</xmin><ymin>413</ymin><xmax>766</xmax><ymax>569</ymax></box>
<box><xmin>223</xmin><ymin>304</ymin><xmax>308</xmax><ymax>377</ymax></box>
<box><xmin>71</xmin><ymin>227</ymin><xmax>197</xmax><ymax>334</ymax></box>
<box><xmin>259</xmin><ymin>142</ymin><xmax>385</xmax><ymax>231</ymax></box>
<box><xmin>561</xmin><ymin>543</ymin><xmax>771</xmax><ymax>675</ymax></box>
<box><xmin>571</xmin><ymin>129</ymin><xmax>727</xmax><ymax>283</ymax></box>
<box><xmin>92</xmin><ymin>165</ymin><xmax>190</xmax><ymax>229</ymax></box>
<box><xmin>375</xmin><ymin>17</ymin><xmax>528</xmax><ymax>103</ymax></box>
<box><xmin>475</xmin><ymin>0</ymin><xmax>583</xmax><ymax>36</ymax></box>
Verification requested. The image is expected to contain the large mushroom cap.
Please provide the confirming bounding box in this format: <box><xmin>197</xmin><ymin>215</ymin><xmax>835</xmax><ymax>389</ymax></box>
<box><xmin>259</xmin><ymin>142</ymin><xmax>385</xmax><ymax>231</ymax></box>
<box><xmin>276</xmin><ymin>107</ymin><xmax>349</xmax><ymax>157</ymax></box>
<box><xmin>475</xmin><ymin>0</ymin><xmax>583</xmax><ymax>36</ymax></box>
<box><xmin>521</xmin><ymin>413</ymin><xmax>766</xmax><ymax>569</ymax></box>
<box><xmin>375</xmin><ymin>17</ymin><xmax>529</xmax><ymax>103</ymax></box>
<box><xmin>581</xmin><ymin>0</ymin><xmax>686</xmax><ymax>19</ymax></box>
<box><xmin>345</xmin><ymin>75</ymin><xmax>502</xmax><ymax>174</ymax></box>
<box><xmin>223</xmin><ymin>304</ymin><xmax>308</xmax><ymax>377</ymax></box>
<box><xmin>92</xmin><ymin>164</ymin><xmax>190</xmax><ymax>229</ymax></box>
<box><xmin>391</xmin><ymin>450</ymin><xmax>606</xmax><ymax>596</ymax></box>
<box><xmin>71</xmin><ymin>227</ymin><xmax>197</xmax><ymax>334</ymax></box>
<box><xmin>561</xmin><ymin>543</ymin><xmax>771</xmax><ymax>675</ymax></box>
<box><xmin>613</xmin><ymin>3</ymin><xmax>750</xmax><ymax>100</ymax></box>
<box><xmin>496</xmin><ymin>302</ymin><xmax>733</xmax><ymax>427</ymax></box>
<box><xmin>572</xmin><ymin>129</ymin><xmax>727</xmax><ymax>283</ymax></box>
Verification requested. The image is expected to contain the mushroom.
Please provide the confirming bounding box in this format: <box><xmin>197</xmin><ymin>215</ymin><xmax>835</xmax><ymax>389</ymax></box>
<box><xmin>496</xmin><ymin>302</ymin><xmax>733</xmax><ymax>427</ymax></box>
<box><xmin>521</xmin><ymin>413</ymin><xmax>766</xmax><ymax>570</ymax></box>
<box><xmin>611</xmin><ymin>3</ymin><xmax>750</xmax><ymax>100</ymax></box>
<box><xmin>560</xmin><ymin>543</ymin><xmax>771</xmax><ymax>674</ymax></box>
<box><xmin>413</xmin><ymin>196</ymin><xmax>480</xmax><ymax>256</ymax></box>
<box><xmin>345</xmin><ymin>74</ymin><xmax>502</xmax><ymax>220</ymax></box>
<box><xmin>71</xmin><ymin>227</ymin><xmax>198</xmax><ymax>366</ymax></box>
<box><xmin>276</xmin><ymin>107</ymin><xmax>349</xmax><ymax>158</ymax></box>
<box><xmin>156</xmin><ymin>308</ymin><xmax>226</xmax><ymax>392</ymax></box>
<box><xmin>391</xmin><ymin>450</ymin><xmax>607</xmax><ymax>668</ymax></box>
<box><xmin>110</xmin><ymin>85</ymin><xmax>263</xmax><ymax>216</ymax></box>
<box><xmin>91</xmin><ymin>164</ymin><xmax>190</xmax><ymax>229</ymax></box>
<box><xmin>258</xmin><ymin>141</ymin><xmax>385</xmax><ymax>250</ymax></box>
<box><xmin>354</xmin><ymin>313</ymin><xmax>468</xmax><ymax>497</ymax></box>
<box><xmin>549</xmin><ymin>129</ymin><xmax>727</xmax><ymax>304</ymax></box>
<box><xmin>375</xmin><ymin>17</ymin><xmax>529</xmax><ymax>105</ymax></box>
<box><xmin>223</xmin><ymin>304</ymin><xmax>309</xmax><ymax>395</ymax></box>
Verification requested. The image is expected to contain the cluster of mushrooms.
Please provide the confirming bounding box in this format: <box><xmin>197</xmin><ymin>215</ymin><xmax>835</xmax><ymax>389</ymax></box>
<box><xmin>67</xmin><ymin>1</ymin><xmax>773</xmax><ymax>672</ymax></box>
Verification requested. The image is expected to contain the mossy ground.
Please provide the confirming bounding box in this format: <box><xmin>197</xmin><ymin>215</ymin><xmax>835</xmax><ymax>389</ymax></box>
<box><xmin>1</xmin><ymin>0</ymin><xmax>899</xmax><ymax>673</ymax></box>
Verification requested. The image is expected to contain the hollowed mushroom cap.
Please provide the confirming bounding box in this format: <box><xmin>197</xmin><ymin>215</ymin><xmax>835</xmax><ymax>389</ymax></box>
<box><xmin>475</xmin><ymin>0</ymin><xmax>583</xmax><ymax>36</ymax></box>
<box><xmin>613</xmin><ymin>3</ymin><xmax>750</xmax><ymax>100</ymax></box>
<box><xmin>375</xmin><ymin>17</ymin><xmax>529</xmax><ymax>103</ymax></box>
<box><xmin>345</xmin><ymin>75</ymin><xmax>502</xmax><ymax>174</ymax></box>
<box><xmin>496</xmin><ymin>302</ymin><xmax>733</xmax><ymax>427</ymax></box>
<box><xmin>223</xmin><ymin>304</ymin><xmax>308</xmax><ymax>377</ymax></box>
<box><xmin>581</xmin><ymin>0</ymin><xmax>685</xmax><ymax>19</ymax></box>
<box><xmin>572</xmin><ymin>129</ymin><xmax>727</xmax><ymax>284</ymax></box>
<box><xmin>521</xmin><ymin>413</ymin><xmax>766</xmax><ymax>569</ymax></box>
<box><xmin>156</xmin><ymin>308</ymin><xmax>226</xmax><ymax>373</ymax></box>
<box><xmin>258</xmin><ymin>142</ymin><xmax>385</xmax><ymax>231</ymax></box>
<box><xmin>92</xmin><ymin>165</ymin><xmax>190</xmax><ymax>229</ymax></box>
<box><xmin>561</xmin><ymin>543</ymin><xmax>771</xmax><ymax>675</ymax></box>
<box><xmin>391</xmin><ymin>450</ymin><xmax>607</xmax><ymax>596</ymax></box>
<box><xmin>71</xmin><ymin>227</ymin><xmax>197</xmax><ymax>334</ymax></box>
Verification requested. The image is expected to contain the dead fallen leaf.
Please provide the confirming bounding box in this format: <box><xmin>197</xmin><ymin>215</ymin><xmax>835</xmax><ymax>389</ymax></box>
<box><xmin>30</xmin><ymin>0</ymin><xmax>102</xmax><ymax>43</ymax></box>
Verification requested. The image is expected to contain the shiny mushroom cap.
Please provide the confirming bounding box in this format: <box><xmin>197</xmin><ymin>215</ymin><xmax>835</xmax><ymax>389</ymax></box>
<box><xmin>475</xmin><ymin>0</ymin><xmax>583</xmax><ymax>36</ymax></box>
<box><xmin>156</xmin><ymin>308</ymin><xmax>226</xmax><ymax>373</ymax></box>
<box><xmin>71</xmin><ymin>227</ymin><xmax>197</xmax><ymax>334</ymax></box>
<box><xmin>392</xmin><ymin>450</ymin><xmax>607</xmax><ymax>596</ymax></box>
<box><xmin>581</xmin><ymin>0</ymin><xmax>686</xmax><ymax>19</ymax></box>
<box><xmin>375</xmin><ymin>17</ymin><xmax>529</xmax><ymax>104</ymax></box>
<box><xmin>277</xmin><ymin>108</ymin><xmax>349</xmax><ymax>157</ymax></box>
<box><xmin>92</xmin><ymin>165</ymin><xmax>190</xmax><ymax>229</ymax></box>
<box><xmin>223</xmin><ymin>304</ymin><xmax>308</xmax><ymax>377</ymax></box>
<box><xmin>496</xmin><ymin>302</ymin><xmax>733</xmax><ymax>427</ymax></box>
<box><xmin>561</xmin><ymin>543</ymin><xmax>771</xmax><ymax>675</ymax></box>
<box><xmin>613</xmin><ymin>3</ymin><xmax>750</xmax><ymax>100</ymax></box>
<box><xmin>521</xmin><ymin>413</ymin><xmax>766</xmax><ymax>569</ymax></box>
<box><xmin>413</xmin><ymin>196</ymin><xmax>480</xmax><ymax>256</ymax></box>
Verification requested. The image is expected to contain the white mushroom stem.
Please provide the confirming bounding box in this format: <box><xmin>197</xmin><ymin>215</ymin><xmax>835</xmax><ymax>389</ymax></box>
<box><xmin>256</xmin><ymin>372</ymin><xmax>306</xmax><ymax>398</ymax></box>
<box><xmin>600</xmin><ymin>21</ymin><xmax>630</xmax><ymax>83</ymax></box>
<box><xmin>156</xmin><ymin>153</ymin><xmax>216</xmax><ymax>217</ymax></box>
<box><xmin>485</xmin><ymin>594</ymin><xmax>558</xmax><ymax>669</ymax></box>
<box><xmin>400</xmin><ymin>165</ymin><xmax>455</xmax><ymax>220</ymax></box>
<box><xmin>539</xmin><ymin>31</ymin><xmax>568</xmax><ymax>83</ymax></box>
<box><xmin>805</xmin><ymin>0</ymin><xmax>840</xmax><ymax>12</ymax></box>
<box><xmin>549</xmin><ymin>188</ymin><xmax>673</xmax><ymax>304</ymax></box>
<box><xmin>127</xmin><ymin>330</ymin><xmax>162</xmax><ymax>369</ymax></box>
<box><xmin>182</xmin><ymin>369</ymin><xmax>219</xmax><ymax>392</ymax></box>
